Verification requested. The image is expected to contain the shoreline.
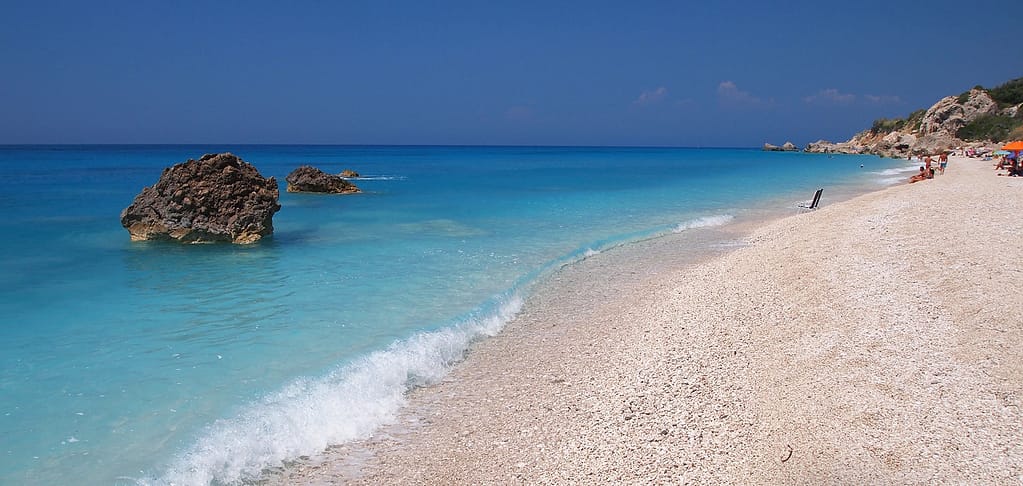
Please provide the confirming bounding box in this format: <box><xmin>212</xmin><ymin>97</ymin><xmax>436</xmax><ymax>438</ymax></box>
<box><xmin>277</xmin><ymin>154</ymin><xmax>1022</xmax><ymax>483</ymax></box>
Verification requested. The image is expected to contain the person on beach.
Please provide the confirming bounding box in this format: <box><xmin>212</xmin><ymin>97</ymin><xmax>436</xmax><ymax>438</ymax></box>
<box><xmin>939</xmin><ymin>153</ymin><xmax>948</xmax><ymax>174</ymax></box>
<box><xmin>999</xmin><ymin>157</ymin><xmax>1022</xmax><ymax>176</ymax></box>
<box><xmin>910</xmin><ymin>166</ymin><xmax>928</xmax><ymax>183</ymax></box>
<box><xmin>924</xmin><ymin>155</ymin><xmax>933</xmax><ymax>173</ymax></box>
<box><xmin>996</xmin><ymin>156</ymin><xmax>1019</xmax><ymax>176</ymax></box>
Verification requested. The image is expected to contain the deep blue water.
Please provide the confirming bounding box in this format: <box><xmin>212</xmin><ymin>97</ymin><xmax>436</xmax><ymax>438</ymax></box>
<box><xmin>0</xmin><ymin>145</ymin><xmax>915</xmax><ymax>484</ymax></box>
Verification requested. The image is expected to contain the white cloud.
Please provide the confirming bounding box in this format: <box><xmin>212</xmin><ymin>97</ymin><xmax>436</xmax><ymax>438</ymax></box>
<box><xmin>864</xmin><ymin>94</ymin><xmax>903</xmax><ymax>104</ymax></box>
<box><xmin>803</xmin><ymin>88</ymin><xmax>856</xmax><ymax>104</ymax></box>
<box><xmin>633</xmin><ymin>86</ymin><xmax>668</xmax><ymax>106</ymax></box>
<box><xmin>717</xmin><ymin>81</ymin><xmax>766</xmax><ymax>106</ymax></box>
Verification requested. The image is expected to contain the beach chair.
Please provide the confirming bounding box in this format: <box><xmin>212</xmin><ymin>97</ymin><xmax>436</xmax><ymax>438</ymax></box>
<box><xmin>798</xmin><ymin>188</ymin><xmax>823</xmax><ymax>210</ymax></box>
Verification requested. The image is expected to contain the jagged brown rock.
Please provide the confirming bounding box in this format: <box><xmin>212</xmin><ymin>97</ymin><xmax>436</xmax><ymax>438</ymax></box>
<box><xmin>920</xmin><ymin>89</ymin><xmax>998</xmax><ymax>138</ymax></box>
<box><xmin>340</xmin><ymin>169</ymin><xmax>360</xmax><ymax>178</ymax></box>
<box><xmin>285</xmin><ymin>165</ymin><xmax>361</xmax><ymax>194</ymax></box>
<box><xmin>120</xmin><ymin>153</ymin><xmax>281</xmax><ymax>244</ymax></box>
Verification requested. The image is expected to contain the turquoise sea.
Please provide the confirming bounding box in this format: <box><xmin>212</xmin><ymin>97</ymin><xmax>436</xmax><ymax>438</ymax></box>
<box><xmin>0</xmin><ymin>145</ymin><xmax>917</xmax><ymax>484</ymax></box>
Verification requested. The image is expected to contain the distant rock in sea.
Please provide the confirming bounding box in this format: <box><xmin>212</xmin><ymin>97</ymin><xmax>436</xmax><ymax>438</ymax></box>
<box><xmin>120</xmin><ymin>153</ymin><xmax>281</xmax><ymax>244</ymax></box>
<box><xmin>763</xmin><ymin>141</ymin><xmax>799</xmax><ymax>152</ymax></box>
<box><xmin>339</xmin><ymin>169</ymin><xmax>360</xmax><ymax>178</ymax></box>
<box><xmin>286</xmin><ymin>165</ymin><xmax>362</xmax><ymax>194</ymax></box>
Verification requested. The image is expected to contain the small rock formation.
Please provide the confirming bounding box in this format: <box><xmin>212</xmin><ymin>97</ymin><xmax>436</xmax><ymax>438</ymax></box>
<box><xmin>763</xmin><ymin>141</ymin><xmax>799</xmax><ymax>152</ymax></box>
<box><xmin>339</xmin><ymin>169</ymin><xmax>360</xmax><ymax>178</ymax></box>
<box><xmin>803</xmin><ymin>140</ymin><xmax>863</xmax><ymax>154</ymax></box>
<box><xmin>285</xmin><ymin>165</ymin><xmax>361</xmax><ymax>194</ymax></box>
<box><xmin>120</xmin><ymin>153</ymin><xmax>281</xmax><ymax>244</ymax></box>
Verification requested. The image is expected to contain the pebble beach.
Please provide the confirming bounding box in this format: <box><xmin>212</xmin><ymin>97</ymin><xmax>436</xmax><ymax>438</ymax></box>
<box><xmin>280</xmin><ymin>154</ymin><xmax>1022</xmax><ymax>484</ymax></box>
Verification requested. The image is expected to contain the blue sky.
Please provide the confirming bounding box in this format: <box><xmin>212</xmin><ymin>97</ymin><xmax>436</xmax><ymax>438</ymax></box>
<box><xmin>1</xmin><ymin>0</ymin><xmax>1020</xmax><ymax>146</ymax></box>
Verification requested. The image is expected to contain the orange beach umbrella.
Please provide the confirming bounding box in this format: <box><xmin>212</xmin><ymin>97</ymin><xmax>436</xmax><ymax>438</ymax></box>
<box><xmin>1003</xmin><ymin>141</ymin><xmax>1023</xmax><ymax>151</ymax></box>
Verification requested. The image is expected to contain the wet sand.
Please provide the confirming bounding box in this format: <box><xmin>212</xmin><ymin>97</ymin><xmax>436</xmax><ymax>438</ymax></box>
<box><xmin>281</xmin><ymin>155</ymin><xmax>1023</xmax><ymax>484</ymax></box>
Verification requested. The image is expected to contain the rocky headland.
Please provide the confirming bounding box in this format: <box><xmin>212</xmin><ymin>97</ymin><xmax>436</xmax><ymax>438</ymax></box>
<box><xmin>804</xmin><ymin>77</ymin><xmax>1023</xmax><ymax>157</ymax></box>
<box><xmin>762</xmin><ymin>141</ymin><xmax>799</xmax><ymax>152</ymax></box>
<box><xmin>286</xmin><ymin>165</ymin><xmax>362</xmax><ymax>194</ymax></box>
<box><xmin>120</xmin><ymin>153</ymin><xmax>281</xmax><ymax>244</ymax></box>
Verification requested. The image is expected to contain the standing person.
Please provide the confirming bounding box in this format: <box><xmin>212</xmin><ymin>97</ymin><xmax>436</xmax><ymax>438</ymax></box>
<box><xmin>939</xmin><ymin>152</ymin><xmax>948</xmax><ymax>174</ymax></box>
<box><xmin>924</xmin><ymin>155</ymin><xmax>933</xmax><ymax>173</ymax></box>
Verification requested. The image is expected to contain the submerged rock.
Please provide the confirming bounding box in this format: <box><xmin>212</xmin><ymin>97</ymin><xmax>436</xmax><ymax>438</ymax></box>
<box><xmin>120</xmin><ymin>153</ymin><xmax>281</xmax><ymax>244</ymax></box>
<box><xmin>286</xmin><ymin>165</ymin><xmax>361</xmax><ymax>194</ymax></box>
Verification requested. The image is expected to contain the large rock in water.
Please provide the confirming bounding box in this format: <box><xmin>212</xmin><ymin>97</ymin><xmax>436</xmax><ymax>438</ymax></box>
<box><xmin>120</xmin><ymin>153</ymin><xmax>281</xmax><ymax>244</ymax></box>
<box><xmin>285</xmin><ymin>165</ymin><xmax>361</xmax><ymax>194</ymax></box>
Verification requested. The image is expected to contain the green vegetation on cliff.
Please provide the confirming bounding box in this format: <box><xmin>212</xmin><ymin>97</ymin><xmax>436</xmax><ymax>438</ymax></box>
<box><xmin>958</xmin><ymin>113</ymin><xmax>1023</xmax><ymax>141</ymax></box>
<box><xmin>869</xmin><ymin>109</ymin><xmax>926</xmax><ymax>135</ymax></box>
<box><xmin>988</xmin><ymin>77</ymin><xmax>1023</xmax><ymax>107</ymax></box>
<box><xmin>956</xmin><ymin>77</ymin><xmax>1023</xmax><ymax>141</ymax></box>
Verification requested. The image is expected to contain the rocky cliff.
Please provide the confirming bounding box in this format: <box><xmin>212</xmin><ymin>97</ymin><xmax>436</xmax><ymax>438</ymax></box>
<box><xmin>805</xmin><ymin>83</ymin><xmax>1023</xmax><ymax>157</ymax></box>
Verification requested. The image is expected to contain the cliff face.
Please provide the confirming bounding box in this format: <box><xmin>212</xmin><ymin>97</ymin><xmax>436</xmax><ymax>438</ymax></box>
<box><xmin>806</xmin><ymin>88</ymin><xmax>1020</xmax><ymax>157</ymax></box>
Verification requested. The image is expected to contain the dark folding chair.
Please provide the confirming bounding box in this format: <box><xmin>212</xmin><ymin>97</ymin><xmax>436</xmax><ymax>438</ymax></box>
<box><xmin>798</xmin><ymin>188</ymin><xmax>823</xmax><ymax>210</ymax></box>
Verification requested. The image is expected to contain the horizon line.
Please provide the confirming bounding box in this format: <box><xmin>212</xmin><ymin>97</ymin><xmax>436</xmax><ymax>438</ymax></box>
<box><xmin>0</xmin><ymin>143</ymin><xmax>772</xmax><ymax>150</ymax></box>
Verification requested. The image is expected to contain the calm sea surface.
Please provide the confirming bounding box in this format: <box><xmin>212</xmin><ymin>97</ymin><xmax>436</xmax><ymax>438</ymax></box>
<box><xmin>0</xmin><ymin>145</ymin><xmax>916</xmax><ymax>484</ymax></box>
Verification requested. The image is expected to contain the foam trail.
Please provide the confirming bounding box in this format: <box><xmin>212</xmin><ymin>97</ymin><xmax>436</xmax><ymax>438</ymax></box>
<box><xmin>672</xmin><ymin>214</ymin><xmax>734</xmax><ymax>233</ymax></box>
<box><xmin>872</xmin><ymin>164</ymin><xmax>920</xmax><ymax>185</ymax></box>
<box><xmin>583</xmin><ymin>248</ymin><xmax>601</xmax><ymax>257</ymax></box>
<box><xmin>140</xmin><ymin>294</ymin><xmax>523</xmax><ymax>486</ymax></box>
<box><xmin>343</xmin><ymin>175</ymin><xmax>406</xmax><ymax>181</ymax></box>
<box><xmin>873</xmin><ymin>166</ymin><xmax>920</xmax><ymax>176</ymax></box>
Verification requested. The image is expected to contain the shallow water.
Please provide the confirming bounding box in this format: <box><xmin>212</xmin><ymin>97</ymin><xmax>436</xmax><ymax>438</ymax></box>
<box><xmin>0</xmin><ymin>145</ymin><xmax>915</xmax><ymax>484</ymax></box>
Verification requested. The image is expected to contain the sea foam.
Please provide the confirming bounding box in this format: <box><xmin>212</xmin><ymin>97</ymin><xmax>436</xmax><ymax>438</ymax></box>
<box><xmin>872</xmin><ymin>165</ymin><xmax>921</xmax><ymax>177</ymax></box>
<box><xmin>872</xmin><ymin>164</ymin><xmax>921</xmax><ymax>184</ymax></box>
<box><xmin>672</xmin><ymin>215</ymin><xmax>734</xmax><ymax>233</ymax></box>
<box><xmin>142</xmin><ymin>294</ymin><xmax>523</xmax><ymax>485</ymax></box>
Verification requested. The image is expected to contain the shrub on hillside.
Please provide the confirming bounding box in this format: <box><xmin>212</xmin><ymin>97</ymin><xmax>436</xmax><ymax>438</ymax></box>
<box><xmin>870</xmin><ymin>117</ymin><xmax>905</xmax><ymax>134</ymax></box>
<box><xmin>1008</xmin><ymin>124</ymin><xmax>1023</xmax><ymax>142</ymax></box>
<box><xmin>906</xmin><ymin>109</ymin><xmax>927</xmax><ymax>132</ymax></box>
<box><xmin>957</xmin><ymin>113</ymin><xmax>1023</xmax><ymax>141</ymax></box>
<box><xmin>867</xmin><ymin>108</ymin><xmax>929</xmax><ymax>135</ymax></box>
<box><xmin>987</xmin><ymin>77</ymin><xmax>1023</xmax><ymax>106</ymax></box>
